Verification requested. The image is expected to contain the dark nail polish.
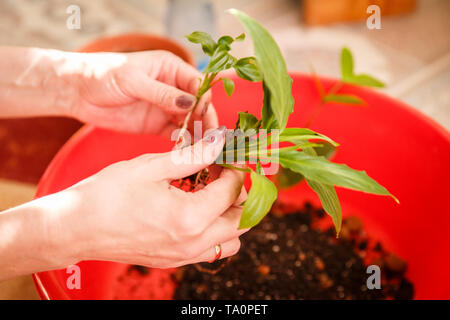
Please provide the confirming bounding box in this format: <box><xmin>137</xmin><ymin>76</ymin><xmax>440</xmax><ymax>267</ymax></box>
<box><xmin>175</xmin><ymin>95</ymin><xmax>195</xmax><ymax>109</ymax></box>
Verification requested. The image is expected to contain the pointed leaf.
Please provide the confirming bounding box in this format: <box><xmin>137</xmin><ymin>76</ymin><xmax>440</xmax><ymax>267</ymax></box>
<box><xmin>203</xmin><ymin>44</ymin><xmax>236</xmax><ymax>73</ymax></box>
<box><xmin>218</xmin><ymin>35</ymin><xmax>234</xmax><ymax>48</ymax></box>
<box><xmin>238</xmin><ymin>112</ymin><xmax>260</xmax><ymax>131</ymax></box>
<box><xmin>234</xmin><ymin>57</ymin><xmax>262</xmax><ymax>82</ymax></box>
<box><xmin>222</xmin><ymin>78</ymin><xmax>235</xmax><ymax>97</ymax></box>
<box><xmin>185</xmin><ymin>31</ymin><xmax>217</xmax><ymax>56</ymax></box>
<box><xmin>307</xmin><ymin>179</ymin><xmax>342</xmax><ymax>236</ymax></box>
<box><xmin>276</xmin><ymin>166</ymin><xmax>304</xmax><ymax>189</ymax></box>
<box><xmin>350</xmin><ymin>74</ymin><xmax>385</xmax><ymax>88</ymax></box>
<box><xmin>229</xmin><ymin>9</ymin><xmax>294</xmax><ymax>130</ymax></box>
<box><xmin>240</xmin><ymin>170</ymin><xmax>278</xmax><ymax>228</ymax></box>
<box><xmin>341</xmin><ymin>47</ymin><xmax>354</xmax><ymax>81</ymax></box>
<box><xmin>261</xmin><ymin>81</ymin><xmax>278</xmax><ymax>129</ymax></box>
<box><xmin>235</xmin><ymin>33</ymin><xmax>246</xmax><ymax>41</ymax></box>
<box><xmin>324</xmin><ymin>94</ymin><xmax>364</xmax><ymax>105</ymax></box>
<box><xmin>303</xmin><ymin>147</ymin><xmax>342</xmax><ymax>236</ymax></box>
<box><xmin>279</xmin><ymin>128</ymin><xmax>339</xmax><ymax>147</ymax></box>
<box><xmin>276</xmin><ymin>141</ymin><xmax>336</xmax><ymax>189</ymax></box>
<box><xmin>276</xmin><ymin>150</ymin><xmax>398</xmax><ymax>202</ymax></box>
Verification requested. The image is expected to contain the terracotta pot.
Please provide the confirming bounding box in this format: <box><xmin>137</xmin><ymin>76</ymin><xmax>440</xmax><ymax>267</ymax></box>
<box><xmin>77</xmin><ymin>33</ymin><xmax>195</xmax><ymax>66</ymax></box>
<box><xmin>32</xmin><ymin>72</ymin><xmax>450</xmax><ymax>299</ymax></box>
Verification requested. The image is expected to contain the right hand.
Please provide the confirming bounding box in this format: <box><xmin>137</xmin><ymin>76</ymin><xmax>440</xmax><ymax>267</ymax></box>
<box><xmin>48</xmin><ymin>126</ymin><xmax>248</xmax><ymax>269</ymax></box>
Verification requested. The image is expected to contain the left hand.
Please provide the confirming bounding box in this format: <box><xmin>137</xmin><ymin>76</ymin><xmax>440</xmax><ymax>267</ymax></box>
<box><xmin>70</xmin><ymin>50</ymin><xmax>218</xmax><ymax>138</ymax></box>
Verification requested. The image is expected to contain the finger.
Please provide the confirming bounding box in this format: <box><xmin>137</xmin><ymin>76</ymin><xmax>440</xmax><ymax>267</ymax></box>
<box><xmin>193</xmin><ymin>91</ymin><xmax>212</xmax><ymax>118</ymax></box>
<box><xmin>141</xmin><ymin>126</ymin><xmax>227</xmax><ymax>180</ymax></box>
<box><xmin>234</xmin><ymin>186</ymin><xmax>248</xmax><ymax>206</ymax></box>
<box><xmin>158</xmin><ymin>122</ymin><xmax>180</xmax><ymax>140</ymax></box>
<box><xmin>180</xmin><ymin>238</ymin><xmax>241</xmax><ymax>266</ymax></box>
<box><xmin>188</xmin><ymin>206</ymin><xmax>249</xmax><ymax>252</ymax></box>
<box><xmin>189</xmin><ymin>102</ymin><xmax>218</xmax><ymax>133</ymax></box>
<box><xmin>121</xmin><ymin>74</ymin><xmax>197</xmax><ymax>115</ymax></box>
<box><xmin>203</xmin><ymin>103</ymin><xmax>219</xmax><ymax>131</ymax></box>
<box><xmin>184</xmin><ymin>167</ymin><xmax>245</xmax><ymax>225</ymax></box>
<box><xmin>190</xmin><ymin>238</ymin><xmax>242</xmax><ymax>263</ymax></box>
<box><xmin>154</xmin><ymin>52</ymin><xmax>213</xmax><ymax>118</ymax></box>
<box><xmin>155</xmin><ymin>52</ymin><xmax>204</xmax><ymax>95</ymax></box>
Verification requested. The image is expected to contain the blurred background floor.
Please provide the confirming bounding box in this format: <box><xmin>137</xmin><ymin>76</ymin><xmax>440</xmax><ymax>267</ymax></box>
<box><xmin>0</xmin><ymin>0</ymin><xmax>448</xmax><ymax>299</ymax></box>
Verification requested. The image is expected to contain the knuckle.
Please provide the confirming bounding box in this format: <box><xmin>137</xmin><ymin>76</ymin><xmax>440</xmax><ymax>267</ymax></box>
<box><xmin>179</xmin><ymin>244</ymin><xmax>201</xmax><ymax>260</ymax></box>
<box><xmin>157</xmin><ymin>86</ymin><xmax>171</xmax><ymax>107</ymax></box>
<box><xmin>175</xmin><ymin>211</ymin><xmax>204</xmax><ymax>237</ymax></box>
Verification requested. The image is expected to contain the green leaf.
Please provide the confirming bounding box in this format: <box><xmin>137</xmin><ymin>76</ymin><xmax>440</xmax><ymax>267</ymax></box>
<box><xmin>218</xmin><ymin>35</ymin><xmax>234</xmax><ymax>46</ymax></box>
<box><xmin>261</xmin><ymin>81</ymin><xmax>278</xmax><ymax>129</ymax></box>
<box><xmin>275</xmin><ymin>141</ymin><xmax>336</xmax><ymax>189</ymax></box>
<box><xmin>229</xmin><ymin>9</ymin><xmax>294</xmax><ymax>130</ymax></box>
<box><xmin>234</xmin><ymin>57</ymin><xmax>262</xmax><ymax>82</ymax></box>
<box><xmin>279</xmin><ymin>128</ymin><xmax>339</xmax><ymax>147</ymax></box>
<box><xmin>185</xmin><ymin>31</ymin><xmax>216</xmax><ymax>56</ymax></box>
<box><xmin>239</xmin><ymin>112</ymin><xmax>260</xmax><ymax>131</ymax></box>
<box><xmin>323</xmin><ymin>94</ymin><xmax>364</xmax><ymax>105</ymax></box>
<box><xmin>303</xmin><ymin>147</ymin><xmax>342</xmax><ymax>236</ymax></box>
<box><xmin>314</xmin><ymin>141</ymin><xmax>337</xmax><ymax>159</ymax></box>
<box><xmin>276</xmin><ymin>166</ymin><xmax>304</xmax><ymax>189</ymax></box>
<box><xmin>222</xmin><ymin>78</ymin><xmax>235</xmax><ymax>97</ymax></box>
<box><xmin>240</xmin><ymin>170</ymin><xmax>278</xmax><ymax>228</ymax></box>
<box><xmin>276</xmin><ymin>150</ymin><xmax>398</xmax><ymax>202</ymax></box>
<box><xmin>235</xmin><ymin>33</ymin><xmax>246</xmax><ymax>41</ymax></box>
<box><xmin>203</xmin><ymin>44</ymin><xmax>236</xmax><ymax>73</ymax></box>
<box><xmin>255</xmin><ymin>161</ymin><xmax>264</xmax><ymax>175</ymax></box>
<box><xmin>340</xmin><ymin>47</ymin><xmax>385</xmax><ymax>88</ymax></box>
<box><xmin>350</xmin><ymin>74</ymin><xmax>385</xmax><ymax>88</ymax></box>
<box><xmin>306</xmin><ymin>179</ymin><xmax>342</xmax><ymax>236</ymax></box>
<box><xmin>341</xmin><ymin>47</ymin><xmax>354</xmax><ymax>81</ymax></box>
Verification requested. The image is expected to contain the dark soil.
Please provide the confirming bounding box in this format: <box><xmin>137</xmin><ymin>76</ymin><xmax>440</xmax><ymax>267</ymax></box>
<box><xmin>172</xmin><ymin>202</ymin><xmax>414</xmax><ymax>300</ymax></box>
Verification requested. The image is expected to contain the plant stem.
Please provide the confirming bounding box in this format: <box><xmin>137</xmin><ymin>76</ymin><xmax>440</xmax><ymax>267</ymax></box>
<box><xmin>218</xmin><ymin>163</ymin><xmax>251</xmax><ymax>172</ymax></box>
<box><xmin>176</xmin><ymin>96</ymin><xmax>201</xmax><ymax>146</ymax></box>
<box><xmin>175</xmin><ymin>72</ymin><xmax>217</xmax><ymax>146</ymax></box>
<box><xmin>305</xmin><ymin>80</ymin><xmax>344</xmax><ymax>128</ymax></box>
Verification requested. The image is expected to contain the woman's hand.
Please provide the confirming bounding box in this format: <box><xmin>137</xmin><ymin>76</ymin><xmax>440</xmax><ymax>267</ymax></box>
<box><xmin>71</xmin><ymin>50</ymin><xmax>218</xmax><ymax>137</ymax></box>
<box><xmin>61</xmin><ymin>127</ymin><xmax>246</xmax><ymax>268</ymax></box>
<box><xmin>0</xmin><ymin>126</ymin><xmax>247</xmax><ymax>278</ymax></box>
<box><xmin>0</xmin><ymin>47</ymin><xmax>217</xmax><ymax>139</ymax></box>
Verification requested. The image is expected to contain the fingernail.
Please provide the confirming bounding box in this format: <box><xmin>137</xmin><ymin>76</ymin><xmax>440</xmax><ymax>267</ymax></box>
<box><xmin>201</xmin><ymin>102</ymin><xmax>209</xmax><ymax>116</ymax></box>
<box><xmin>175</xmin><ymin>95</ymin><xmax>196</xmax><ymax>109</ymax></box>
<box><xmin>204</xmin><ymin>126</ymin><xmax>227</xmax><ymax>144</ymax></box>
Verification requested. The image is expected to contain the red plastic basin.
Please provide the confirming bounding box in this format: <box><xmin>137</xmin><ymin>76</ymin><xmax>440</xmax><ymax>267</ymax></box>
<box><xmin>32</xmin><ymin>73</ymin><xmax>450</xmax><ymax>299</ymax></box>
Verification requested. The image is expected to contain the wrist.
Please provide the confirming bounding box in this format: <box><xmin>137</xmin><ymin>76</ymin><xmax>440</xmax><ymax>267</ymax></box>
<box><xmin>31</xmin><ymin>190</ymin><xmax>86</xmax><ymax>267</ymax></box>
<box><xmin>0</xmin><ymin>47</ymin><xmax>81</xmax><ymax>117</ymax></box>
<box><xmin>0</xmin><ymin>190</ymin><xmax>83</xmax><ymax>279</ymax></box>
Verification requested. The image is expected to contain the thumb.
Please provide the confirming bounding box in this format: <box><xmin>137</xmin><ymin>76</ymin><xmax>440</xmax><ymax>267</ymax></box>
<box><xmin>150</xmin><ymin>126</ymin><xmax>227</xmax><ymax>180</ymax></box>
<box><xmin>122</xmin><ymin>74</ymin><xmax>197</xmax><ymax>114</ymax></box>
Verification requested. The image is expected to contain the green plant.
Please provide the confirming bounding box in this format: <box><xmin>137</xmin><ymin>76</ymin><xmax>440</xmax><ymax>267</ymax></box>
<box><xmin>277</xmin><ymin>47</ymin><xmax>386</xmax><ymax>190</ymax></box>
<box><xmin>183</xmin><ymin>9</ymin><xmax>397</xmax><ymax>236</ymax></box>
<box><xmin>305</xmin><ymin>47</ymin><xmax>385</xmax><ymax>127</ymax></box>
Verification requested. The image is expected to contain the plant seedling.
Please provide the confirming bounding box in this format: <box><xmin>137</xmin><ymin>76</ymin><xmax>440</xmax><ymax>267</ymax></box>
<box><xmin>279</xmin><ymin>48</ymin><xmax>386</xmax><ymax>189</ymax></box>
<box><xmin>182</xmin><ymin>9</ymin><xmax>397</xmax><ymax>236</ymax></box>
<box><xmin>305</xmin><ymin>47</ymin><xmax>385</xmax><ymax>127</ymax></box>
